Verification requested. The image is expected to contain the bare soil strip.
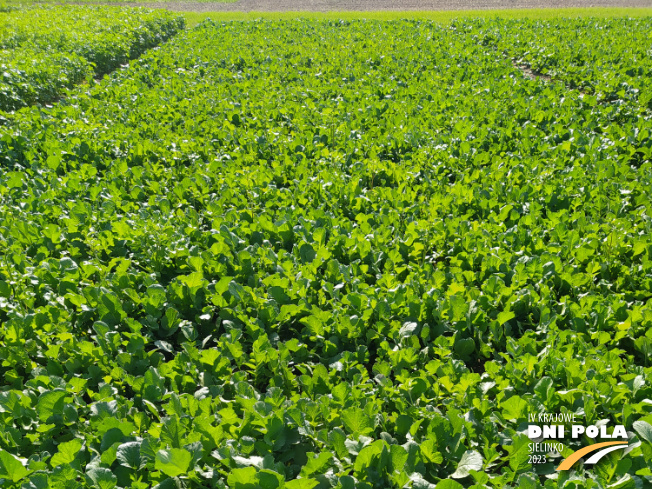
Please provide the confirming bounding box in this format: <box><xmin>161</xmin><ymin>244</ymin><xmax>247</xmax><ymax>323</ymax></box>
<box><xmin>106</xmin><ymin>0</ymin><xmax>652</xmax><ymax>13</ymax></box>
<box><xmin>514</xmin><ymin>63</ymin><xmax>553</xmax><ymax>83</ymax></box>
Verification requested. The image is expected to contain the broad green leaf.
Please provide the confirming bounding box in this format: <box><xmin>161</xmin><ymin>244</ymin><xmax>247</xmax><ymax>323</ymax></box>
<box><xmin>233</xmin><ymin>455</ymin><xmax>265</xmax><ymax>468</ymax></box>
<box><xmin>285</xmin><ymin>479</ymin><xmax>320</xmax><ymax>489</ymax></box>
<box><xmin>409</xmin><ymin>473</ymin><xmax>437</xmax><ymax>489</ymax></box>
<box><xmin>505</xmin><ymin>434</ymin><xmax>531</xmax><ymax>472</ymax></box>
<box><xmin>227</xmin><ymin>466</ymin><xmax>258</xmax><ymax>488</ymax></box>
<box><xmin>86</xmin><ymin>466</ymin><xmax>117</xmax><ymax>489</ymax></box>
<box><xmin>448</xmin><ymin>294</ymin><xmax>468</xmax><ymax>322</ymax></box>
<box><xmin>354</xmin><ymin>440</ymin><xmax>389</xmax><ymax>473</ymax></box>
<box><xmin>516</xmin><ymin>473</ymin><xmax>539</xmax><ymax>489</ymax></box>
<box><xmin>300</xmin><ymin>451</ymin><xmax>333</xmax><ymax>477</ymax></box>
<box><xmin>534</xmin><ymin>376</ymin><xmax>554</xmax><ymax>402</ymax></box>
<box><xmin>258</xmin><ymin>469</ymin><xmax>284</xmax><ymax>489</ymax></box>
<box><xmin>500</xmin><ymin>395</ymin><xmax>528</xmax><ymax>421</ymax></box>
<box><xmin>389</xmin><ymin>444</ymin><xmax>408</xmax><ymax>472</ymax></box>
<box><xmin>37</xmin><ymin>390</ymin><xmax>67</xmax><ymax>422</ymax></box>
<box><xmin>161</xmin><ymin>416</ymin><xmax>183</xmax><ymax>449</ymax></box>
<box><xmin>399</xmin><ymin>322</ymin><xmax>419</xmax><ymax>338</ymax></box>
<box><xmin>607</xmin><ymin>474</ymin><xmax>636</xmax><ymax>489</ymax></box>
<box><xmin>341</xmin><ymin>407</ymin><xmax>373</xmax><ymax>436</ymax></box>
<box><xmin>634</xmin><ymin>420</ymin><xmax>652</xmax><ymax>443</ymax></box>
<box><xmin>155</xmin><ymin>448</ymin><xmax>192</xmax><ymax>477</ymax></box>
<box><xmin>6</xmin><ymin>172</ymin><xmax>24</xmax><ymax>189</ymax></box>
<box><xmin>421</xmin><ymin>439</ymin><xmax>443</xmax><ymax>464</ymax></box>
<box><xmin>451</xmin><ymin>450</ymin><xmax>483</xmax><ymax>479</ymax></box>
<box><xmin>497</xmin><ymin>310</ymin><xmax>515</xmax><ymax>326</ymax></box>
<box><xmin>299</xmin><ymin>243</ymin><xmax>316</xmax><ymax>263</ymax></box>
<box><xmin>50</xmin><ymin>438</ymin><xmax>83</xmax><ymax>467</ymax></box>
<box><xmin>434</xmin><ymin>480</ymin><xmax>464</xmax><ymax>489</ymax></box>
<box><xmin>116</xmin><ymin>441</ymin><xmax>142</xmax><ymax>470</ymax></box>
<box><xmin>454</xmin><ymin>338</ymin><xmax>475</xmax><ymax>358</ymax></box>
<box><xmin>0</xmin><ymin>449</ymin><xmax>30</xmax><ymax>482</ymax></box>
<box><xmin>328</xmin><ymin>428</ymin><xmax>348</xmax><ymax>459</ymax></box>
<box><xmin>0</xmin><ymin>281</ymin><xmax>10</xmax><ymax>298</ymax></box>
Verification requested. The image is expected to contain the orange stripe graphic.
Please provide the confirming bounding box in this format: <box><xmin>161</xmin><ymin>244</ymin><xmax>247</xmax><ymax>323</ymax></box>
<box><xmin>556</xmin><ymin>441</ymin><xmax>628</xmax><ymax>471</ymax></box>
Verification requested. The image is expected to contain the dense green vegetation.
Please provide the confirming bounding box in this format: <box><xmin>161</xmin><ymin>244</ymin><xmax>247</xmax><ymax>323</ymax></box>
<box><xmin>0</xmin><ymin>6</ymin><xmax>183</xmax><ymax>115</ymax></box>
<box><xmin>470</xmin><ymin>17</ymin><xmax>652</xmax><ymax>109</ymax></box>
<box><xmin>178</xmin><ymin>8</ymin><xmax>652</xmax><ymax>27</ymax></box>
<box><xmin>1</xmin><ymin>14</ymin><xmax>652</xmax><ymax>489</ymax></box>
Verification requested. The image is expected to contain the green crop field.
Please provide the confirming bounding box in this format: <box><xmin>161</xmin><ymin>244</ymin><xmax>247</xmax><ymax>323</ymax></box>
<box><xmin>0</xmin><ymin>5</ymin><xmax>183</xmax><ymax>115</ymax></box>
<box><xmin>1</xmin><ymin>6</ymin><xmax>652</xmax><ymax>489</ymax></box>
<box><xmin>179</xmin><ymin>8</ymin><xmax>652</xmax><ymax>26</ymax></box>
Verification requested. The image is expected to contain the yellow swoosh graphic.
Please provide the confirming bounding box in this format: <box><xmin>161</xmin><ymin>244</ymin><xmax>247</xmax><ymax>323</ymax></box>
<box><xmin>556</xmin><ymin>441</ymin><xmax>629</xmax><ymax>471</ymax></box>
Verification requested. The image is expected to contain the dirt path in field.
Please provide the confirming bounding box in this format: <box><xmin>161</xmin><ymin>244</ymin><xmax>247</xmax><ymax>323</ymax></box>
<box><xmin>108</xmin><ymin>0</ymin><xmax>652</xmax><ymax>12</ymax></box>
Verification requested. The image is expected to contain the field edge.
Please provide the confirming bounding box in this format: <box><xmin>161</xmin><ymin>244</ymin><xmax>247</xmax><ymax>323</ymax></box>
<box><xmin>180</xmin><ymin>7</ymin><xmax>652</xmax><ymax>26</ymax></box>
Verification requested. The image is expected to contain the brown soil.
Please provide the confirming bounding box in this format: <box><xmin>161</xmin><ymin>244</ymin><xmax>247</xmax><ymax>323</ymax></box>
<box><xmin>514</xmin><ymin>63</ymin><xmax>553</xmax><ymax>82</ymax></box>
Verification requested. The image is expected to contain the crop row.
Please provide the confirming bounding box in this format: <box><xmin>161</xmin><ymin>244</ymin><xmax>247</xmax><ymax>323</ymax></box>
<box><xmin>0</xmin><ymin>17</ymin><xmax>651</xmax><ymax>489</ymax></box>
<box><xmin>464</xmin><ymin>17</ymin><xmax>652</xmax><ymax>110</ymax></box>
<box><xmin>0</xmin><ymin>6</ymin><xmax>184</xmax><ymax>114</ymax></box>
